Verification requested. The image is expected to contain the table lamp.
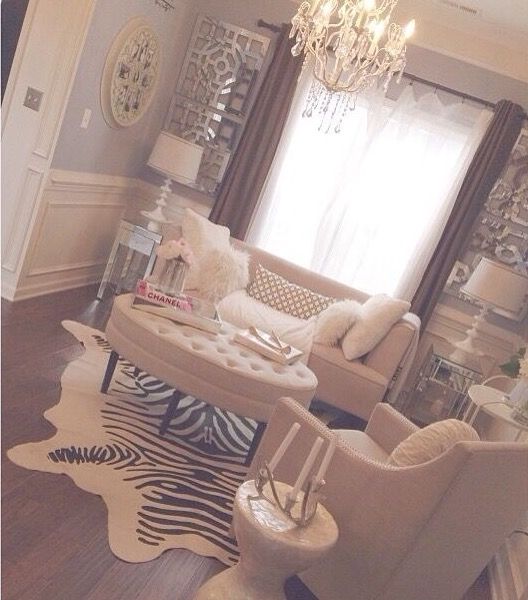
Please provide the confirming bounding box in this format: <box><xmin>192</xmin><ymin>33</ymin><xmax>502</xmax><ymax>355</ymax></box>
<box><xmin>141</xmin><ymin>131</ymin><xmax>203</xmax><ymax>232</ymax></box>
<box><xmin>451</xmin><ymin>258</ymin><xmax>528</xmax><ymax>363</ymax></box>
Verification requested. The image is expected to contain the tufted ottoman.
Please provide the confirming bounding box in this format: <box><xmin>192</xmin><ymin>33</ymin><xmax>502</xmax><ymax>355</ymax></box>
<box><xmin>101</xmin><ymin>294</ymin><xmax>318</xmax><ymax>461</ymax></box>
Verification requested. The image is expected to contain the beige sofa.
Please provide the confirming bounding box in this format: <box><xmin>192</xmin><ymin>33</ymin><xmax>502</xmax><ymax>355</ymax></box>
<box><xmin>224</xmin><ymin>240</ymin><xmax>421</xmax><ymax>421</ymax></box>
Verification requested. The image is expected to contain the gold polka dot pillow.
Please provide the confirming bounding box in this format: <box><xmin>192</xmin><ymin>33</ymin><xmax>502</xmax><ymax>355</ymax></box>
<box><xmin>247</xmin><ymin>264</ymin><xmax>334</xmax><ymax>320</ymax></box>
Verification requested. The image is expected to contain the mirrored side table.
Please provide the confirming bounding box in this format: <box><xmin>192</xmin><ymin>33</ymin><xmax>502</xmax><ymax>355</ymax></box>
<box><xmin>404</xmin><ymin>346</ymin><xmax>483</xmax><ymax>426</ymax></box>
<box><xmin>97</xmin><ymin>220</ymin><xmax>162</xmax><ymax>300</ymax></box>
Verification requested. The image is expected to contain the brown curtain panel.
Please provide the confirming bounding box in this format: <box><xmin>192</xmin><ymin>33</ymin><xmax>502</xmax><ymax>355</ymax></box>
<box><xmin>411</xmin><ymin>100</ymin><xmax>525</xmax><ymax>331</ymax></box>
<box><xmin>209</xmin><ymin>24</ymin><xmax>303</xmax><ymax>240</ymax></box>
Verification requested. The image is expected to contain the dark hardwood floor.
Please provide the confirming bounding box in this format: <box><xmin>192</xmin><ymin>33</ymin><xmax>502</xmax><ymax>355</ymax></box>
<box><xmin>1</xmin><ymin>286</ymin><xmax>489</xmax><ymax>599</ymax></box>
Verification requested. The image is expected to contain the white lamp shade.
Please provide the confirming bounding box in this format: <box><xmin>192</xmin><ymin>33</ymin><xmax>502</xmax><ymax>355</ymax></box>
<box><xmin>147</xmin><ymin>131</ymin><xmax>203</xmax><ymax>185</ymax></box>
<box><xmin>461</xmin><ymin>258</ymin><xmax>528</xmax><ymax>316</ymax></box>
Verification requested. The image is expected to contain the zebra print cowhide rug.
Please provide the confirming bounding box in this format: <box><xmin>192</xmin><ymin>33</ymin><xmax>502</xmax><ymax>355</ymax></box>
<box><xmin>7</xmin><ymin>321</ymin><xmax>258</xmax><ymax>565</ymax></box>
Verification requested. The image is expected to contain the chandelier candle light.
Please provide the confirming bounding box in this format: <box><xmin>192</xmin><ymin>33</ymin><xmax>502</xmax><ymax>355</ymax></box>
<box><xmin>290</xmin><ymin>0</ymin><xmax>415</xmax><ymax>131</ymax></box>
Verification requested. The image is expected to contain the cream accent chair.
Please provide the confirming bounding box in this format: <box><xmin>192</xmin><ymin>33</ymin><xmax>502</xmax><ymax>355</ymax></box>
<box><xmin>250</xmin><ymin>398</ymin><xmax>528</xmax><ymax>600</ymax></box>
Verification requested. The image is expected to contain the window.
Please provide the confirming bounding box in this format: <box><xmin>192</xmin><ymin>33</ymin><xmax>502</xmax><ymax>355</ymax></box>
<box><xmin>247</xmin><ymin>71</ymin><xmax>492</xmax><ymax>300</ymax></box>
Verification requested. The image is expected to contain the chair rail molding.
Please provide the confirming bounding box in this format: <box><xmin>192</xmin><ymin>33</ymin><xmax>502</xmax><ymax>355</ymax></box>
<box><xmin>1</xmin><ymin>0</ymin><xmax>96</xmax><ymax>300</ymax></box>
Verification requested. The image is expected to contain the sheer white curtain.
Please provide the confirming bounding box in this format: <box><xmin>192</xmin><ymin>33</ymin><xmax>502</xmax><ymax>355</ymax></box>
<box><xmin>247</xmin><ymin>70</ymin><xmax>492</xmax><ymax>299</ymax></box>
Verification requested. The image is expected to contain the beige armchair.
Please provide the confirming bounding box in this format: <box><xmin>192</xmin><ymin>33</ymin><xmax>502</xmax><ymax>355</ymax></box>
<box><xmin>250</xmin><ymin>398</ymin><xmax>528</xmax><ymax>600</ymax></box>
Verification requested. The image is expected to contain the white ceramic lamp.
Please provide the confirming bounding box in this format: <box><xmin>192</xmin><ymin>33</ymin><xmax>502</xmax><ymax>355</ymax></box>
<box><xmin>451</xmin><ymin>258</ymin><xmax>528</xmax><ymax>363</ymax></box>
<box><xmin>141</xmin><ymin>131</ymin><xmax>203</xmax><ymax>232</ymax></box>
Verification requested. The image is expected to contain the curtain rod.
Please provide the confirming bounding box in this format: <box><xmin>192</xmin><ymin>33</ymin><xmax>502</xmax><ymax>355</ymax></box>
<box><xmin>256</xmin><ymin>18</ymin><xmax>498</xmax><ymax>109</ymax></box>
<box><xmin>402</xmin><ymin>72</ymin><xmax>496</xmax><ymax>109</ymax></box>
<box><xmin>257</xmin><ymin>19</ymin><xmax>282</xmax><ymax>34</ymax></box>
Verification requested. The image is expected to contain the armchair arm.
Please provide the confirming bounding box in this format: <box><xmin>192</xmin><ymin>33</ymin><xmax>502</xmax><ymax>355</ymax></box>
<box><xmin>365</xmin><ymin>403</ymin><xmax>418</xmax><ymax>454</ymax></box>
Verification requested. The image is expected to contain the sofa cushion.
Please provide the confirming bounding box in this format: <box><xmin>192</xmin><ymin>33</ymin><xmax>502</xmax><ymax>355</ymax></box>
<box><xmin>181</xmin><ymin>209</ymin><xmax>231</xmax><ymax>289</ymax></box>
<box><xmin>218</xmin><ymin>290</ymin><xmax>316</xmax><ymax>359</ymax></box>
<box><xmin>315</xmin><ymin>299</ymin><xmax>361</xmax><ymax>346</ymax></box>
<box><xmin>197</xmin><ymin>246</ymin><xmax>250</xmax><ymax>302</ymax></box>
<box><xmin>336</xmin><ymin>429</ymin><xmax>389</xmax><ymax>463</ymax></box>
<box><xmin>341</xmin><ymin>294</ymin><xmax>410</xmax><ymax>360</ymax></box>
<box><xmin>247</xmin><ymin>264</ymin><xmax>334</xmax><ymax>320</ymax></box>
<box><xmin>387</xmin><ymin>419</ymin><xmax>480</xmax><ymax>467</ymax></box>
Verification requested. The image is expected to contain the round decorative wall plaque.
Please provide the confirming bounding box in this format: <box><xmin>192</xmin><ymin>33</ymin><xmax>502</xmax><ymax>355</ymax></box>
<box><xmin>101</xmin><ymin>18</ymin><xmax>161</xmax><ymax>128</ymax></box>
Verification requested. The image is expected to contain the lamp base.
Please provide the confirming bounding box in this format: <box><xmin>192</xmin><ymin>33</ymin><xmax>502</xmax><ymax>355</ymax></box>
<box><xmin>140</xmin><ymin>208</ymin><xmax>171</xmax><ymax>233</ymax></box>
<box><xmin>141</xmin><ymin>177</ymin><xmax>174</xmax><ymax>233</ymax></box>
<box><xmin>449</xmin><ymin>303</ymin><xmax>490</xmax><ymax>367</ymax></box>
<box><xmin>449</xmin><ymin>344</ymin><xmax>485</xmax><ymax>370</ymax></box>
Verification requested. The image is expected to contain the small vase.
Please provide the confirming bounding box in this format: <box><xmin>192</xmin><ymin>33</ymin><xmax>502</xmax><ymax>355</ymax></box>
<box><xmin>509</xmin><ymin>379</ymin><xmax>528</xmax><ymax>425</ymax></box>
<box><xmin>158</xmin><ymin>257</ymin><xmax>188</xmax><ymax>296</ymax></box>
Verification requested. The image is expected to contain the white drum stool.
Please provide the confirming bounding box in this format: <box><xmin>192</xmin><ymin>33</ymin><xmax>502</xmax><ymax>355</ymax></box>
<box><xmin>194</xmin><ymin>480</ymin><xmax>339</xmax><ymax>600</ymax></box>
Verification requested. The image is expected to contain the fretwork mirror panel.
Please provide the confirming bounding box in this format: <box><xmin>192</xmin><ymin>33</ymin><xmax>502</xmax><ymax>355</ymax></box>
<box><xmin>165</xmin><ymin>15</ymin><xmax>270</xmax><ymax>196</ymax></box>
<box><xmin>444</xmin><ymin>127</ymin><xmax>528</xmax><ymax>321</ymax></box>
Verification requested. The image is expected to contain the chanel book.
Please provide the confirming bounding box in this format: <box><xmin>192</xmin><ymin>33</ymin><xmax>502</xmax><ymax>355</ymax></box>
<box><xmin>132</xmin><ymin>280</ymin><xmax>222</xmax><ymax>334</ymax></box>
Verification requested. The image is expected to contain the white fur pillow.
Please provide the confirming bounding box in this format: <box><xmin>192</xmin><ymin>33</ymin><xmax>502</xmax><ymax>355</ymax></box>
<box><xmin>182</xmin><ymin>209</ymin><xmax>231</xmax><ymax>289</ymax></box>
<box><xmin>196</xmin><ymin>246</ymin><xmax>250</xmax><ymax>302</ymax></box>
<box><xmin>315</xmin><ymin>300</ymin><xmax>361</xmax><ymax>346</ymax></box>
<box><xmin>341</xmin><ymin>294</ymin><xmax>410</xmax><ymax>360</ymax></box>
<box><xmin>387</xmin><ymin>419</ymin><xmax>480</xmax><ymax>467</ymax></box>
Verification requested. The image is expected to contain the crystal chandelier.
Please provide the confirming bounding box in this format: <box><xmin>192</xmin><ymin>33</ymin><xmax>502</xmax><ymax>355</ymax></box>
<box><xmin>290</xmin><ymin>0</ymin><xmax>415</xmax><ymax>131</ymax></box>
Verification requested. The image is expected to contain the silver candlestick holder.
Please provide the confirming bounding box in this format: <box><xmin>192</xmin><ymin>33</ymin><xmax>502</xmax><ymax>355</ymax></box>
<box><xmin>250</xmin><ymin>461</ymin><xmax>325</xmax><ymax>527</ymax></box>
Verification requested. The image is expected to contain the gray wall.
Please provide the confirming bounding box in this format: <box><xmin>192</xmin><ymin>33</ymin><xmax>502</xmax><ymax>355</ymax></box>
<box><xmin>52</xmin><ymin>0</ymin><xmax>196</xmax><ymax>177</ymax></box>
<box><xmin>405</xmin><ymin>45</ymin><xmax>528</xmax><ymax>111</ymax></box>
<box><xmin>52</xmin><ymin>0</ymin><xmax>528</xmax><ymax>180</ymax></box>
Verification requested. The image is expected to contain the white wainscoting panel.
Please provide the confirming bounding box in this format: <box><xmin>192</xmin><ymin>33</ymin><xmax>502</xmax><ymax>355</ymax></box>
<box><xmin>12</xmin><ymin>170</ymin><xmax>132</xmax><ymax>300</ymax></box>
<box><xmin>4</xmin><ymin>170</ymin><xmax>214</xmax><ymax>301</ymax></box>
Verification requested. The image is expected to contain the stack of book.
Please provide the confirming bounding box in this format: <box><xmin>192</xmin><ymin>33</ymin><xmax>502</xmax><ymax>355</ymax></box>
<box><xmin>132</xmin><ymin>280</ymin><xmax>222</xmax><ymax>334</ymax></box>
<box><xmin>234</xmin><ymin>327</ymin><xmax>303</xmax><ymax>365</ymax></box>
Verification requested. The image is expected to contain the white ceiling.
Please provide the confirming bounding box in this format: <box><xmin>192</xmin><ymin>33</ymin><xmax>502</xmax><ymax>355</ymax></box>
<box><xmin>394</xmin><ymin>0</ymin><xmax>528</xmax><ymax>81</ymax></box>
<box><xmin>288</xmin><ymin>0</ymin><xmax>528</xmax><ymax>80</ymax></box>
<box><xmin>409</xmin><ymin>0</ymin><xmax>528</xmax><ymax>35</ymax></box>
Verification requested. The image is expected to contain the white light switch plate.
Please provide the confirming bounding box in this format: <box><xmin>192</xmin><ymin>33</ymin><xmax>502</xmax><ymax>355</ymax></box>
<box><xmin>80</xmin><ymin>108</ymin><xmax>92</xmax><ymax>129</ymax></box>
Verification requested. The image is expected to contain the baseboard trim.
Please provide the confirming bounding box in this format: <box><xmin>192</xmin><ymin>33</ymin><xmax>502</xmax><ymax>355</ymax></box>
<box><xmin>8</xmin><ymin>269</ymin><xmax>103</xmax><ymax>302</ymax></box>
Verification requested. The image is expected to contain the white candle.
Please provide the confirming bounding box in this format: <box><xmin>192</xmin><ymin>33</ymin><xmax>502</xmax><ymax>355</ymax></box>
<box><xmin>268</xmin><ymin>422</ymin><xmax>301</xmax><ymax>473</ymax></box>
<box><xmin>289</xmin><ymin>436</ymin><xmax>324</xmax><ymax>502</ymax></box>
<box><xmin>314</xmin><ymin>435</ymin><xmax>337</xmax><ymax>484</ymax></box>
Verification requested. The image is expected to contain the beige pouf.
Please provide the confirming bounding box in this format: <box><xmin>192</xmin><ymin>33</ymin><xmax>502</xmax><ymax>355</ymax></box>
<box><xmin>102</xmin><ymin>294</ymin><xmax>318</xmax><ymax>460</ymax></box>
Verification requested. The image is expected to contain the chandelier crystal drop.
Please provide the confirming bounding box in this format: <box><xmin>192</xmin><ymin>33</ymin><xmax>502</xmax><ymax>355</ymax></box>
<box><xmin>290</xmin><ymin>0</ymin><xmax>415</xmax><ymax>132</ymax></box>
